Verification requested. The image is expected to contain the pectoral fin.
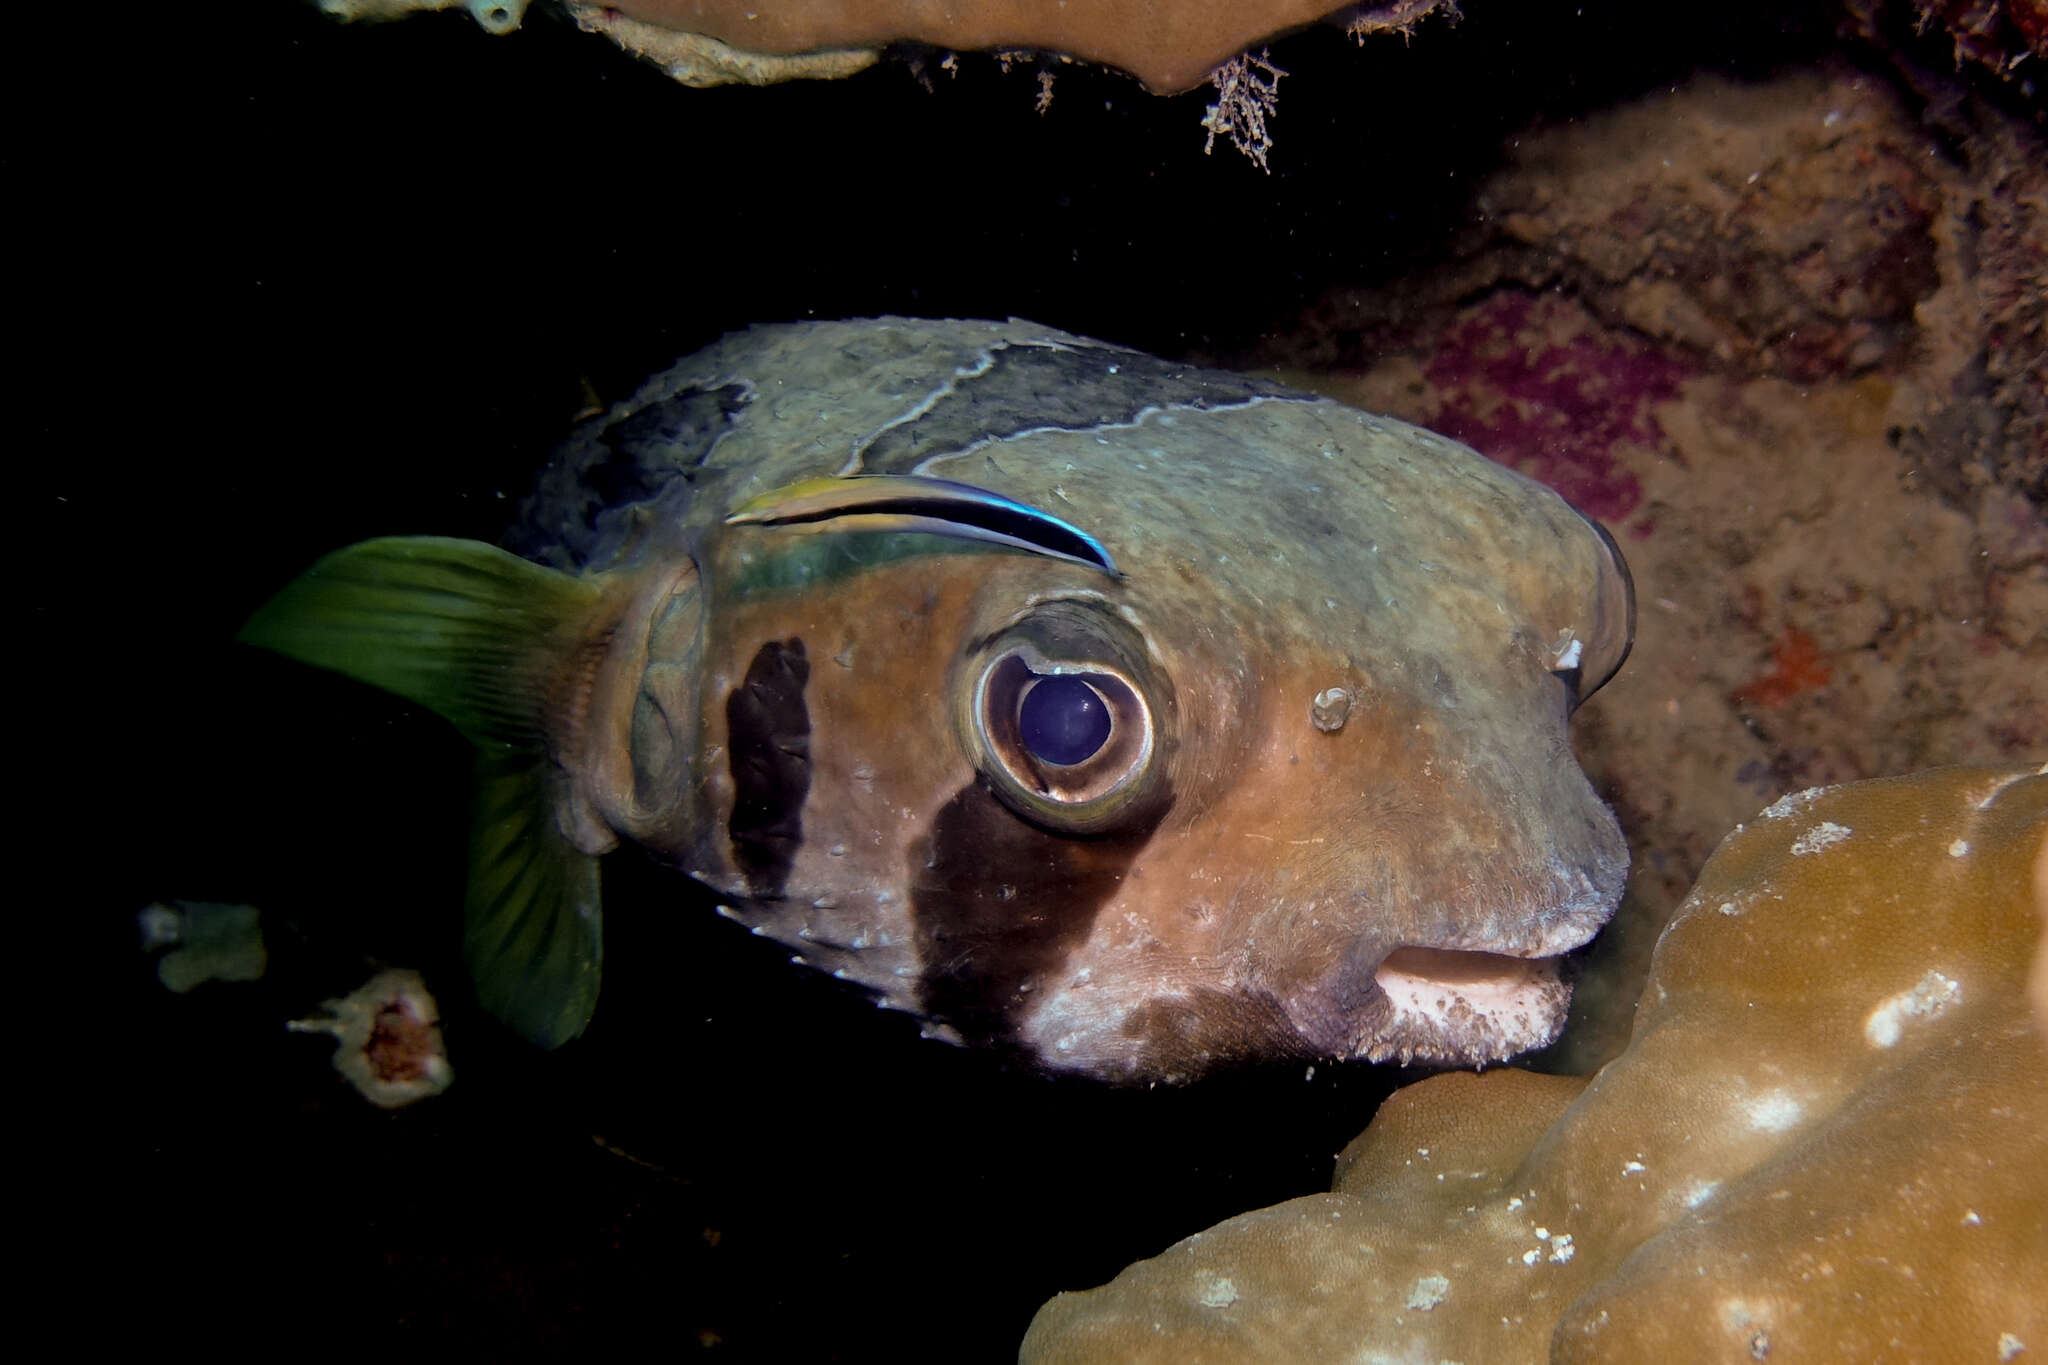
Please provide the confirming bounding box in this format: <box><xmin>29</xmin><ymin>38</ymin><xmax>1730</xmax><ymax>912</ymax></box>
<box><xmin>240</xmin><ymin>536</ymin><xmax>613</xmax><ymax>1047</ymax></box>
<box><xmin>468</xmin><ymin>752</ymin><xmax>602</xmax><ymax>1048</ymax></box>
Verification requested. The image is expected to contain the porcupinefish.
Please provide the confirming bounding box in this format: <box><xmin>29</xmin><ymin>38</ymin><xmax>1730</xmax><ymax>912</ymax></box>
<box><xmin>242</xmin><ymin>317</ymin><xmax>1633</xmax><ymax>1083</ymax></box>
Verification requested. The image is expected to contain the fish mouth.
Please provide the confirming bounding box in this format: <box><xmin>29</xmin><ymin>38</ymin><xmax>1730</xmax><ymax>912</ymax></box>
<box><xmin>1356</xmin><ymin>943</ymin><xmax>1582</xmax><ymax>1066</ymax></box>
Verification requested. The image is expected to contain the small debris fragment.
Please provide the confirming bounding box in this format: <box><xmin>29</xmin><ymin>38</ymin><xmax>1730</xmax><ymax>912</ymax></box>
<box><xmin>289</xmin><ymin>968</ymin><xmax>453</xmax><ymax>1108</ymax></box>
<box><xmin>138</xmin><ymin>900</ymin><xmax>267</xmax><ymax>992</ymax></box>
<box><xmin>1201</xmin><ymin>51</ymin><xmax>1285</xmax><ymax>172</ymax></box>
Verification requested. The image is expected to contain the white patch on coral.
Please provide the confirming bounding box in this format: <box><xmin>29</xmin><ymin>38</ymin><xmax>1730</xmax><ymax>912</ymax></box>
<box><xmin>1194</xmin><ymin>1273</ymin><xmax>1239</xmax><ymax>1309</ymax></box>
<box><xmin>1761</xmin><ymin>787</ymin><xmax>1826</xmax><ymax>820</ymax></box>
<box><xmin>1719</xmin><ymin>1299</ymin><xmax>1774</xmax><ymax>1355</ymax></box>
<box><xmin>1790</xmin><ymin>821</ymin><xmax>1852</xmax><ymax>855</ymax></box>
<box><xmin>1864</xmin><ymin>970</ymin><xmax>1963</xmax><ymax>1047</ymax></box>
<box><xmin>1404</xmin><ymin>1275</ymin><xmax>1450</xmax><ymax>1310</ymax></box>
<box><xmin>1516</xmin><ymin>1225</ymin><xmax>1575</xmax><ymax>1267</ymax></box>
<box><xmin>1746</xmin><ymin>1090</ymin><xmax>1804</xmax><ymax>1132</ymax></box>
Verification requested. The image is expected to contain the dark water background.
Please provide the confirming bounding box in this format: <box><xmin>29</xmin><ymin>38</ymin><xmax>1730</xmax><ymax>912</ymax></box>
<box><xmin>29</xmin><ymin>0</ymin><xmax>1962</xmax><ymax>1356</ymax></box>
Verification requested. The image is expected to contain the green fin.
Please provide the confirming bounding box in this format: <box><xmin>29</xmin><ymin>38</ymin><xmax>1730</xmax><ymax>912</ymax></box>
<box><xmin>241</xmin><ymin>536</ymin><xmax>610</xmax><ymax>1048</ymax></box>
<box><xmin>238</xmin><ymin>536</ymin><xmax>603</xmax><ymax>751</ymax></box>
<box><xmin>467</xmin><ymin>752</ymin><xmax>602</xmax><ymax>1048</ymax></box>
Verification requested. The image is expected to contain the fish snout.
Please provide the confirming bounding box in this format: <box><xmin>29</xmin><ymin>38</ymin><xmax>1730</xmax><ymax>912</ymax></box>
<box><xmin>1284</xmin><ymin>853</ymin><xmax>1622</xmax><ymax>1068</ymax></box>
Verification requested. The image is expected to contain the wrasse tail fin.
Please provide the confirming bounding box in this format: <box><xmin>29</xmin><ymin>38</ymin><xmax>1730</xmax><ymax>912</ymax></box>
<box><xmin>239</xmin><ymin>536</ymin><xmax>608</xmax><ymax>1048</ymax></box>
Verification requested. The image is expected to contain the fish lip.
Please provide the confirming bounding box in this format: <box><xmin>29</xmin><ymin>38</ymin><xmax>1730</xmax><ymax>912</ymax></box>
<box><xmin>1344</xmin><ymin>909</ymin><xmax>1609</xmax><ymax>1066</ymax></box>
<box><xmin>1388</xmin><ymin>897</ymin><xmax>1612</xmax><ymax>967</ymax></box>
<box><xmin>1353</xmin><ymin>945</ymin><xmax>1576</xmax><ymax>1067</ymax></box>
<box><xmin>1306</xmin><ymin>853</ymin><xmax>1624</xmax><ymax>1065</ymax></box>
<box><xmin>1370</xmin><ymin>944</ymin><xmax>1567</xmax><ymax>994</ymax></box>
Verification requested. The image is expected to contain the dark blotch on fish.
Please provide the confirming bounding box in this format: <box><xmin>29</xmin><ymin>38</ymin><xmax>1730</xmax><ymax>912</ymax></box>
<box><xmin>601</xmin><ymin>383</ymin><xmax>749</xmax><ymax>479</ymax></box>
<box><xmin>516</xmin><ymin>382</ymin><xmax>751</xmax><ymax>566</ymax></box>
<box><xmin>910</xmin><ymin>779</ymin><xmax>1167</xmax><ymax>1048</ymax></box>
<box><xmin>726</xmin><ymin>638</ymin><xmax>811</xmax><ymax>898</ymax></box>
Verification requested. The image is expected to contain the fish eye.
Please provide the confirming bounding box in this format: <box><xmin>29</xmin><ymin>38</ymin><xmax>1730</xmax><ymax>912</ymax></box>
<box><xmin>959</xmin><ymin>601</ymin><xmax>1168</xmax><ymax>835</ymax></box>
<box><xmin>1019</xmin><ymin>675</ymin><xmax>1112</xmax><ymax>765</ymax></box>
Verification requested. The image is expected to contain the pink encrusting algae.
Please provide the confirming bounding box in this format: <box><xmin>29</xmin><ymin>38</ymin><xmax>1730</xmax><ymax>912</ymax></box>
<box><xmin>1421</xmin><ymin>292</ymin><xmax>1692</xmax><ymax>527</ymax></box>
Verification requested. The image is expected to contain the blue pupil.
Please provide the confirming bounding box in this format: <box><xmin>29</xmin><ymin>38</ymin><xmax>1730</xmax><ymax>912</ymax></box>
<box><xmin>1019</xmin><ymin>675</ymin><xmax>1111</xmax><ymax>766</ymax></box>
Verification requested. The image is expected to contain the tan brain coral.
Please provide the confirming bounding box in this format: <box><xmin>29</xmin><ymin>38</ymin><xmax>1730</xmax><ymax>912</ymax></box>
<box><xmin>329</xmin><ymin>0</ymin><xmax>1407</xmax><ymax>92</ymax></box>
<box><xmin>585</xmin><ymin>0</ymin><xmax>1356</xmax><ymax>92</ymax></box>
<box><xmin>2034</xmin><ymin>822</ymin><xmax>2048</xmax><ymax>1035</ymax></box>
<box><xmin>1025</xmin><ymin>764</ymin><xmax>2048</xmax><ymax>1363</ymax></box>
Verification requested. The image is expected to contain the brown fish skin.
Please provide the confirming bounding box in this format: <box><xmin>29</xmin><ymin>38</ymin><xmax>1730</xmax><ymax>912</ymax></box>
<box><xmin>513</xmin><ymin>319</ymin><xmax>1633</xmax><ymax>1081</ymax></box>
